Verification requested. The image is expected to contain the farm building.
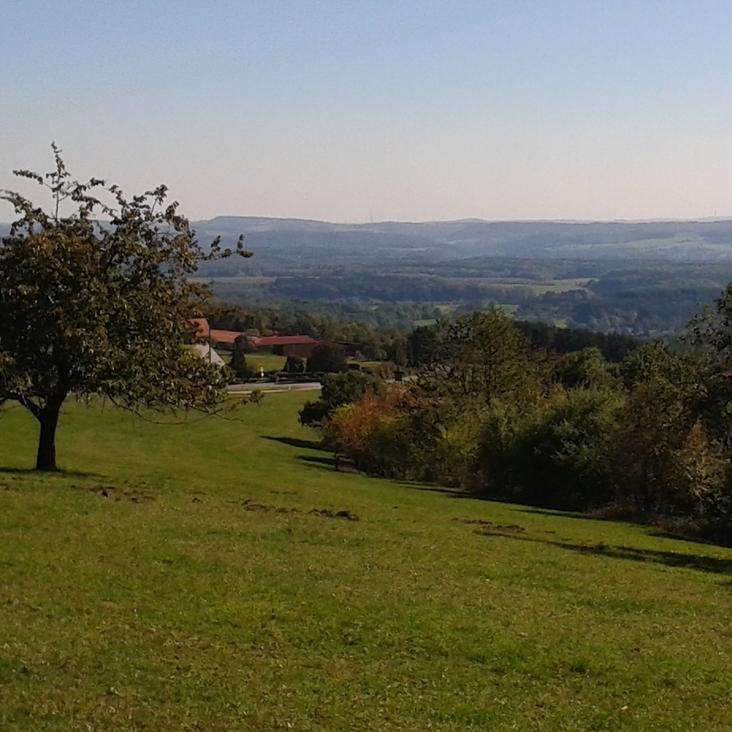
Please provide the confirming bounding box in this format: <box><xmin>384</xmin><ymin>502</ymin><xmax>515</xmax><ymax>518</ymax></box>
<box><xmin>186</xmin><ymin>319</ymin><xmax>226</xmax><ymax>366</ymax></box>
<box><xmin>248</xmin><ymin>335</ymin><xmax>321</xmax><ymax>359</ymax></box>
<box><xmin>188</xmin><ymin>319</ymin><xmax>353</xmax><ymax>362</ymax></box>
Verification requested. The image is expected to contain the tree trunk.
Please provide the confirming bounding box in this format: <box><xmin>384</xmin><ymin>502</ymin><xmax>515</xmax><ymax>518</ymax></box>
<box><xmin>35</xmin><ymin>404</ymin><xmax>61</xmax><ymax>471</ymax></box>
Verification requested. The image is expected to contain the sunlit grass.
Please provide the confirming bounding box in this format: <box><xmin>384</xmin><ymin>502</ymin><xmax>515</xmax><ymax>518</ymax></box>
<box><xmin>0</xmin><ymin>394</ymin><xmax>730</xmax><ymax>730</ymax></box>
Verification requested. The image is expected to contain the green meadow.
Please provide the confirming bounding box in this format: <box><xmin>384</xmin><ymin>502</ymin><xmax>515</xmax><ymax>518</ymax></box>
<box><xmin>0</xmin><ymin>394</ymin><xmax>730</xmax><ymax>730</ymax></box>
<box><xmin>243</xmin><ymin>353</ymin><xmax>287</xmax><ymax>373</ymax></box>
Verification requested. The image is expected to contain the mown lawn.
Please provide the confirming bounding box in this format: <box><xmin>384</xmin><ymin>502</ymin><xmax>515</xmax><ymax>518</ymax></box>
<box><xmin>214</xmin><ymin>351</ymin><xmax>287</xmax><ymax>374</ymax></box>
<box><xmin>245</xmin><ymin>353</ymin><xmax>287</xmax><ymax>373</ymax></box>
<box><xmin>0</xmin><ymin>394</ymin><xmax>730</xmax><ymax>731</ymax></box>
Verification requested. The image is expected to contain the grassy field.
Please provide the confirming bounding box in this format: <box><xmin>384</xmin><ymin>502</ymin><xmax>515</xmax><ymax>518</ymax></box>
<box><xmin>214</xmin><ymin>351</ymin><xmax>287</xmax><ymax>373</ymax></box>
<box><xmin>245</xmin><ymin>353</ymin><xmax>287</xmax><ymax>373</ymax></box>
<box><xmin>0</xmin><ymin>394</ymin><xmax>731</xmax><ymax>730</ymax></box>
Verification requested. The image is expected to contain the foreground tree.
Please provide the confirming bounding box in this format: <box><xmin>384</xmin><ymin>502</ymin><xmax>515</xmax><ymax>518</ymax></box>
<box><xmin>0</xmin><ymin>146</ymin><xmax>249</xmax><ymax>470</ymax></box>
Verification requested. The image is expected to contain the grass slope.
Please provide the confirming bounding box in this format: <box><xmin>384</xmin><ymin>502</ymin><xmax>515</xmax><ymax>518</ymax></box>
<box><xmin>0</xmin><ymin>395</ymin><xmax>730</xmax><ymax>731</ymax></box>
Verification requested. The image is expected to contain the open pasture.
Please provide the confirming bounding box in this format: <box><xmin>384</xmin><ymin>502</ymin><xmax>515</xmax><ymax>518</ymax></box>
<box><xmin>0</xmin><ymin>394</ymin><xmax>730</xmax><ymax>730</ymax></box>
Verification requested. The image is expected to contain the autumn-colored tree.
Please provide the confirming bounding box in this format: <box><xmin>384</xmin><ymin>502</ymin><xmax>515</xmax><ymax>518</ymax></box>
<box><xmin>0</xmin><ymin>146</ymin><xmax>249</xmax><ymax>470</ymax></box>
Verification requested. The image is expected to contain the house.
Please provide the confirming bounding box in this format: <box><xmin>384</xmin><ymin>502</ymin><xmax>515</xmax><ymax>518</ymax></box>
<box><xmin>189</xmin><ymin>319</ymin><xmax>244</xmax><ymax>350</ymax></box>
<box><xmin>188</xmin><ymin>319</ymin><xmax>355</xmax><ymax>363</ymax></box>
<box><xmin>335</xmin><ymin>340</ymin><xmax>362</xmax><ymax>359</ymax></box>
<box><xmin>209</xmin><ymin>329</ymin><xmax>245</xmax><ymax>349</ymax></box>
<box><xmin>187</xmin><ymin>319</ymin><xmax>226</xmax><ymax>366</ymax></box>
<box><xmin>248</xmin><ymin>334</ymin><xmax>321</xmax><ymax>359</ymax></box>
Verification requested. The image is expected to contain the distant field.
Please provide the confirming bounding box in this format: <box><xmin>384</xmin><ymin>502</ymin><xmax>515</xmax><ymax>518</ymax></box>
<box><xmin>0</xmin><ymin>395</ymin><xmax>730</xmax><ymax>730</ymax></box>
<box><xmin>359</xmin><ymin>274</ymin><xmax>592</xmax><ymax>295</ymax></box>
<box><xmin>192</xmin><ymin>276</ymin><xmax>276</xmax><ymax>287</ymax></box>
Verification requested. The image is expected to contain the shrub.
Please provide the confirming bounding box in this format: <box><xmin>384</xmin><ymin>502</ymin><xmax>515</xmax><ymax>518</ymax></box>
<box><xmin>230</xmin><ymin>335</ymin><xmax>251</xmax><ymax>379</ymax></box>
<box><xmin>307</xmin><ymin>343</ymin><xmax>347</xmax><ymax>373</ymax></box>
<box><xmin>477</xmin><ymin>388</ymin><xmax>621</xmax><ymax>509</ymax></box>
<box><xmin>298</xmin><ymin>399</ymin><xmax>330</xmax><ymax>427</ymax></box>
<box><xmin>299</xmin><ymin>371</ymin><xmax>382</xmax><ymax>427</ymax></box>
<box><xmin>284</xmin><ymin>355</ymin><xmax>306</xmax><ymax>373</ymax></box>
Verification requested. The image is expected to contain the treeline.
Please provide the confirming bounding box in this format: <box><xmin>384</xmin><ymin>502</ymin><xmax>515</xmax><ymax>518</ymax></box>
<box><xmin>407</xmin><ymin>320</ymin><xmax>638</xmax><ymax>366</ymax></box>
<box><xmin>205</xmin><ymin>302</ymin><xmax>411</xmax><ymax>362</ymax></box>
<box><xmin>518</xmin><ymin>286</ymin><xmax>722</xmax><ymax>335</ymax></box>
<box><xmin>207</xmin><ymin>301</ymin><xmax>639</xmax><ymax>366</ymax></box>
<box><xmin>204</xmin><ymin>256</ymin><xmax>732</xmax><ymax>336</ymax></box>
<box><xmin>305</xmin><ymin>292</ymin><xmax>732</xmax><ymax>545</ymax></box>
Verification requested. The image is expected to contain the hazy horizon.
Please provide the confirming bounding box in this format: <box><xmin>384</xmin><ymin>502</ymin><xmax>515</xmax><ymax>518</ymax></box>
<box><xmin>4</xmin><ymin>1</ymin><xmax>732</xmax><ymax>222</ymax></box>
<box><xmin>7</xmin><ymin>212</ymin><xmax>732</xmax><ymax>227</ymax></box>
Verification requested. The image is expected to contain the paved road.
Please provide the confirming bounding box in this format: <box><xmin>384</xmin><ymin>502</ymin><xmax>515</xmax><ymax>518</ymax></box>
<box><xmin>227</xmin><ymin>381</ymin><xmax>322</xmax><ymax>394</ymax></box>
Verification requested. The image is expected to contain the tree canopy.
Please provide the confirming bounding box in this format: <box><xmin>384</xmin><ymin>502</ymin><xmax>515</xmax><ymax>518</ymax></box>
<box><xmin>0</xmin><ymin>146</ymin><xmax>249</xmax><ymax>470</ymax></box>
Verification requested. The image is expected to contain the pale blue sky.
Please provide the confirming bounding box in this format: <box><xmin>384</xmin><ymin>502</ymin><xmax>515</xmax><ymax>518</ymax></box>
<box><xmin>2</xmin><ymin>0</ymin><xmax>732</xmax><ymax>221</ymax></box>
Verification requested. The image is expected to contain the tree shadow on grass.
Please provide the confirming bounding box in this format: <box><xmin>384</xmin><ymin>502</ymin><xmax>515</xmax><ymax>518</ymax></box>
<box><xmin>299</xmin><ymin>454</ymin><xmax>339</xmax><ymax>468</ymax></box>
<box><xmin>296</xmin><ymin>454</ymin><xmax>361</xmax><ymax>475</ymax></box>
<box><xmin>0</xmin><ymin>466</ymin><xmax>100</xmax><ymax>479</ymax></box>
<box><xmin>263</xmin><ymin>435</ymin><xmax>327</xmax><ymax>451</ymax></box>
<box><xmin>514</xmin><ymin>507</ymin><xmax>605</xmax><ymax>520</ymax></box>
<box><xmin>398</xmin><ymin>481</ymin><xmax>475</xmax><ymax>498</ymax></box>
<box><xmin>514</xmin><ymin>507</ymin><xmax>731</xmax><ymax>549</ymax></box>
<box><xmin>477</xmin><ymin>529</ymin><xmax>732</xmax><ymax>576</ymax></box>
<box><xmin>299</xmin><ymin>454</ymin><xmax>361</xmax><ymax>471</ymax></box>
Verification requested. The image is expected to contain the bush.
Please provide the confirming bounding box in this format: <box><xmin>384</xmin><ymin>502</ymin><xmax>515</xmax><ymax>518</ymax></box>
<box><xmin>299</xmin><ymin>371</ymin><xmax>382</xmax><ymax>427</ymax></box>
<box><xmin>230</xmin><ymin>335</ymin><xmax>251</xmax><ymax>379</ymax></box>
<box><xmin>307</xmin><ymin>343</ymin><xmax>347</xmax><ymax>373</ymax></box>
<box><xmin>478</xmin><ymin>389</ymin><xmax>621</xmax><ymax>509</ymax></box>
<box><xmin>298</xmin><ymin>399</ymin><xmax>330</xmax><ymax>427</ymax></box>
<box><xmin>284</xmin><ymin>355</ymin><xmax>306</xmax><ymax>373</ymax></box>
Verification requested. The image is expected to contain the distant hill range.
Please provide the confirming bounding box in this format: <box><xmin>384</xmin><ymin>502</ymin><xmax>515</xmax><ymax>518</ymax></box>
<box><xmin>5</xmin><ymin>216</ymin><xmax>732</xmax><ymax>266</ymax></box>
<box><xmin>192</xmin><ymin>216</ymin><xmax>732</xmax><ymax>266</ymax></box>
<box><xmin>4</xmin><ymin>215</ymin><xmax>732</xmax><ymax>334</ymax></box>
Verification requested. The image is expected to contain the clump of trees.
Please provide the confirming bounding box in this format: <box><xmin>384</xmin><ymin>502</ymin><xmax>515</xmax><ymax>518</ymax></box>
<box><xmin>317</xmin><ymin>304</ymin><xmax>732</xmax><ymax>544</ymax></box>
<box><xmin>230</xmin><ymin>336</ymin><xmax>252</xmax><ymax>379</ymax></box>
<box><xmin>0</xmin><ymin>147</ymin><xmax>248</xmax><ymax>470</ymax></box>
<box><xmin>299</xmin><ymin>371</ymin><xmax>383</xmax><ymax>427</ymax></box>
<box><xmin>306</xmin><ymin>343</ymin><xmax>347</xmax><ymax>373</ymax></box>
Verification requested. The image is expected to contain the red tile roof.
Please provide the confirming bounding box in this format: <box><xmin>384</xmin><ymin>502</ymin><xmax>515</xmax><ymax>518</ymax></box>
<box><xmin>250</xmin><ymin>335</ymin><xmax>319</xmax><ymax>347</ymax></box>
<box><xmin>189</xmin><ymin>318</ymin><xmax>210</xmax><ymax>337</ymax></box>
<box><xmin>199</xmin><ymin>328</ymin><xmax>320</xmax><ymax>348</ymax></box>
<box><xmin>209</xmin><ymin>329</ymin><xmax>246</xmax><ymax>345</ymax></box>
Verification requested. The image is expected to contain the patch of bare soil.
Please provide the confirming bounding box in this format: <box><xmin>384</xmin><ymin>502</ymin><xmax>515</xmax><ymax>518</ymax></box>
<box><xmin>457</xmin><ymin>518</ymin><xmax>525</xmax><ymax>534</ymax></box>
<box><xmin>92</xmin><ymin>484</ymin><xmax>154</xmax><ymax>503</ymax></box>
<box><xmin>239</xmin><ymin>499</ymin><xmax>359</xmax><ymax>521</ymax></box>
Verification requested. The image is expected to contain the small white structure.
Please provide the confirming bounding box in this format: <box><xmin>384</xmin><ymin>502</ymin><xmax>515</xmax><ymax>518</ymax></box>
<box><xmin>190</xmin><ymin>343</ymin><xmax>226</xmax><ymax>366</ymax></box>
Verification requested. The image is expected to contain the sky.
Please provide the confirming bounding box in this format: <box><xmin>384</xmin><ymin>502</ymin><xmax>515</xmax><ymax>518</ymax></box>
<box><xmin>2</xmin><ymin>0</ymin><xmax>732</xmax><ymax>222</ymax></box>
